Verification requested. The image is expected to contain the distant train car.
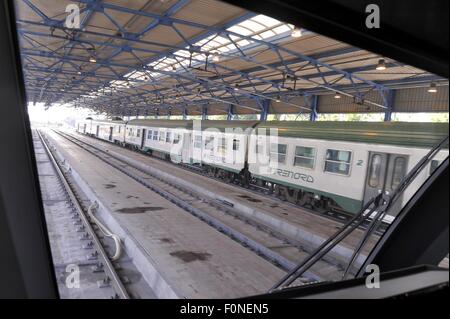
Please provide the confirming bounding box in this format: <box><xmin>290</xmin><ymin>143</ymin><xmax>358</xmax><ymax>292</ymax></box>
<box><xmin>77</xmin><ymin>118</ymin><xmax>125</xmax><ymax>143</ymax></box>
<box><xmin>76</xmin><ymin>117</ymin><xmax>93</xmax><ymax>135</ymax></box>
<box><xmin>124</xmin><ymin>119</ymin><xmax>192</xmax><ymax>162</ymax></box>
<box><xmin>248</xmin><ymin>121</ymin><xmax>449</xmax><ymax>215</ymax></box>
<box><xmin>191</xmin><ymin>120</ymin><xmax>258</xmax><ymax>180</ymax></box>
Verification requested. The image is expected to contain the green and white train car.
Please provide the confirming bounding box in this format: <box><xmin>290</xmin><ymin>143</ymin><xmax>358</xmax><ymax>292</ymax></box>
<box><xmin>123</xmin><ymin>119</ymin><xmax>192</xmax><ymax>162</ymax></box>
<box><xmin>76</xmin><ymin>118</ymin><xmax>448</xmax><ymax>216</ymax></box>
<box><xmin>191</xmin><ymin>120</ymin><xmax>259</xmax><ymax>176</ymax></box>
<box><xmin>247</xmin><ymin>121</ymin><xmax>448</xmax><ymax>215</ymax></box>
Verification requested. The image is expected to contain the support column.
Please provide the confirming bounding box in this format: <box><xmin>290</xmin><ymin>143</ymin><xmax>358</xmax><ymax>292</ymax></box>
<box><xmin>182</xmin><ymin>107</ymin><xmax>188</xmax><ymax>120</ymax></box>
<box><xmin>309</xmin><ymin>95</ymin><xmax>319</xmax><ymax>122</ymax></box>
<box><xmin>384</xmin><ymin>89</ymin><xmax>396</xmax><ymax>121</ymax></box>
<box><xmin>260</xmin><ymin>99</ymin><xmax>270</xmax><ymax>121</ymax></box>
<box><xmin>227</xmin><ymin>104</ymin><xmax>235</xmax><ymax>121</ymax></box>
<box><xmin>202</xmin><ymin>106</ymin><xmax>208</xmax><ymax>120</ymax></box>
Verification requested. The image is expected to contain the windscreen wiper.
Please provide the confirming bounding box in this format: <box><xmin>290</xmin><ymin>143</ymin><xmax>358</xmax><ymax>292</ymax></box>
<box><xmin>269</xmin><ymin>135</ymin><xmax>449</xmax><ymax>293</ymax></box>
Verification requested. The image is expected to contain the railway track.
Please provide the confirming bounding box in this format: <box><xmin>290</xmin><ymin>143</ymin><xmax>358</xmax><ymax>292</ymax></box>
<box><xmin>75</xmin><ymin>131</ymin><xmax>388</xmax><ymax>235</ymax></box>
<box><xmin>37</xmin><ymin>130</ymin><xmax>132</xmax><ymax>299</ymax></box>
<box><xmin>52</xmin><ymin>129</ymin><xmax>348</xmax><ymax>282</ymax></box>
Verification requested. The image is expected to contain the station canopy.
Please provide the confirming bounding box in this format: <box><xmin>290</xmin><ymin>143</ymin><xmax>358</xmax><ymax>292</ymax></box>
<box><xmin>15</xmin><ymin>0</ymin><xmax>449</xmax><ymax>117</ymax></box>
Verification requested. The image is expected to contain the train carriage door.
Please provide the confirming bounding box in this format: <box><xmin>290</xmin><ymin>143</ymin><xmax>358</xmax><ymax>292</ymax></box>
<box><xmin>95</xmin><ymin>125</ymin><xmax>99</xmax><ymax>137</ymax></box>
<box><xmin>364</xmin><ymin>152</ymin><xmax>408</xmax><ymax>215</ymax></box>
<box><xmin>109</xmin><ymin>126</ymin><xmax>113</xmax><ymax>141</ymax></box>
<box><xmin>141</xmin><ymin>128</ymin><xmax>146</xmax><ymax>149</ymax></box>
<box><xmin>182</xmin><ymin>132</ymin><xmax>191</xmax><ymax>163</ymax></box>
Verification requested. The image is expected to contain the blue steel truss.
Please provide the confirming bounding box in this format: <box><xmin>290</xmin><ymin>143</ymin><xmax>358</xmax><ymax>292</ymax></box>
<box><xmin>17</xmin><ymin>0</ymin><xmax>446</xmax><ymax>118</ymax></box>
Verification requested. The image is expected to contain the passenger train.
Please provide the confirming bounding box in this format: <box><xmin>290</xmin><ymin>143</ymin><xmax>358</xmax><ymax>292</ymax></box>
<box><xmin>76</xmin><ymin>118</ymin><xmax>448</xmax><ymax>216</ymax></box>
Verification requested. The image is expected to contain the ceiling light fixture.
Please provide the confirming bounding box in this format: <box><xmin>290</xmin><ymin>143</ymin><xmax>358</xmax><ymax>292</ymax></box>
<box><xmin>334</xmin><ymin>92</ymin><xmax>341</xmax><ymax>99</ymax></box>
<box><xmin>376</xmin><ymin>58</ymin><xmax>386</xmax><ymax>70</ymax></box>
<box><xmin>428</xmin><ymin>82</ymin><xmax>438</xmax><ymax>93</ymax></box>
<box><xmin>291</xmin><ymin>27</ymin><xmax>302</xmax><ymax>38</ymax></box>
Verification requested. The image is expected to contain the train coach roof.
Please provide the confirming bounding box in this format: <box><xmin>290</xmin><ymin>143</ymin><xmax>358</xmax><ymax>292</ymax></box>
<box><xmin>254</xmin><ymin>121</ymin><xmax>449</xmax><ymax>148</ymax></box>
<box><xmin>192</xmin><ymin>120</ymin><xmax>259</xmax><ymax>132</ymax></box>
<box><xmin>91</xmin><ymin>119</ymin><xmax>126</xmax><ymax>124</ymax></box>
<box><xmin>127</xmin><ymin>119</ymin><xmax>192</xmax><ymax>129</ymax></box>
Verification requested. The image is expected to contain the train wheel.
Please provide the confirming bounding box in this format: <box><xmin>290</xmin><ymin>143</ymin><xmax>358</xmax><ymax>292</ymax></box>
<box><xmin>298</xmin><ymin>191</ymin><xmax>313</xmax><ymax>208</ymax></box>
<box><xmin>285</xmin><ymin>187</ymin><xmax>299</xmax><ymax>204</ymax></box>
<box><xmin>274</xmin><ymin>185</ymin><xmax>286</xmax><ymax>200</ymax></box>
<box><xmin>225</xmin><ymin>172</ymin><xmax>235</xmax><ymax>183</ymax></box>
<box><xmin>312</xmin><ymin>198</ymin><xmax>327</xmax><ymax>213</ymax></box>
<box><xmin>267</xmin><ymin>182</ymin><xmax>274</xmax><ymax>194</ymax></box>
<box><xmin>255</xmin><ymin>179</ymin><xmax>265</xmax><ymax>188</ymax></box>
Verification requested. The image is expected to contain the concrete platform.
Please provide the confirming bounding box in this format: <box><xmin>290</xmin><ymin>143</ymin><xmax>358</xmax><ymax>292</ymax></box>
<box><xmin>44</xmin><ymin>129</ymin><xmax>285</xmax><ymax>298</ymax></box>
<box><xmin>69</xmin><ymin>131</ymin><xmax>377</xmax><ymax>263</ymax></box>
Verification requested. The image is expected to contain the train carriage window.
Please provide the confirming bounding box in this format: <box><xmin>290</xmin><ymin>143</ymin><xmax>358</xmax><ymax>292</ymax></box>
<box><xmin>429</xmin><ymin>160</ymin><xmax>440</xmax><ymax>175</ymax></box>
<box><xmin>147</xmin><ymin>130</ymin><xmax>152</xmax><ymax>139</ymax></box>
<box><xmin>205</xmin><ymin>136</ymin><xmax>214</xmax><ymax>150</ymax></box>
<box><xmin>324</xmin><ymin>149</ymin><xmax>352</xmax><ymax>175</ymax></box>
<box><xmin>217</xmin><ymin>137</ymin><xmax>227</xmax><ymax>155</ymax></box>
<box><xmin>233</xmin><ymin>139</ymin><xmax>240</xmax><ymax>151</ymax></box>
<box><xmin>256</xmin><ymin>141</ymin><xmax>266</xmax><ymax>154</ymax></box>
<box><xmin>166</xmin><ymin>132</ymin><xmax>172</xmax><ymax>143</ymax></box>
<box><xmin>368</xmin><ymin>154</ymin><xmax>382</xmax><ymax>187</ymax></box>
<box><xmin>270</xmin><ymin>143</ymin><xmax>287</xmax><ymax>164</ymax></box>
<box><xmin>173</xmin><ymin>133</ymin><xmax>180</xmax><ymax>144</ymax></box>
<box><xmin>194</xmin><ymin>135</ymin><xmax>202</xmax><ymax>148</ymax></box>
<box><xmin>159</xmin><ymin>132</ymin><xmax>166</xmax><ymax>142</ymax></box>
<box><xmin>391</xmin><ymin>157</ymin><xmax>407</xmax><ymax>190</ymax></box>
<box><xmin>153</xmin><ymin>130</ymin><xmax>159</xmax><ymax>141</ymax></box>
<box><xmin>293</xmin><ymin>146</ymin><xmax>316</xmax><ymax>169</ymax></box>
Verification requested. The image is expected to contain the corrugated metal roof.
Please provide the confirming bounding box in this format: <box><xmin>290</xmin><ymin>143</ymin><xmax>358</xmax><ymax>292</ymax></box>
<box><xmin>15</xmin><ymin>0</ymin><xmax>448</xmax><ymax>116</ymax></box>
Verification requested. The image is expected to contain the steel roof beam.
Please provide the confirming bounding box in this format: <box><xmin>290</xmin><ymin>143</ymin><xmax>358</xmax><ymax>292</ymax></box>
<box><xmin>18</xmin><ymin>0</ymin><xmax>444</xmax><ymax>113</ymax></box>
<box><xmin>66</xmin><ymin>0</ymin><xmax>388</xmax><ymax>91</ymax></box>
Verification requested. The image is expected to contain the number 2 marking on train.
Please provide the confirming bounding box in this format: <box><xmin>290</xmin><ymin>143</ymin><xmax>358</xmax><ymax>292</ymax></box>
<box><xmin>357</xmin><ymin>160</ymin><xmax>364</xmax><ymax>166</ymax></box>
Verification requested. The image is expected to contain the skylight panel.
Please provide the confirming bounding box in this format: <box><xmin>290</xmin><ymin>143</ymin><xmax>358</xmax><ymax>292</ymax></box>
<box><xmin>225</xmin><ymin>43</ymin><xmax>235</xmax><ymax>50</ymax></box>
<box><xmin>251</xmin><ymin>14</ymin><xmax>281</xmax><ymax>28</ymax></box>
<box><xmin>240</xmin><ymin>20</ymin><xmax>266</xmax><ymax>32</ymax></box>
<box><xmin>258</xmin><ymin>30</ymin><xmax>276</xmax><ymax>39</ymax></box>
<box><xmin>176</xmin><ymin>50</ymin><xmax>191</xmax><ymax>57</ymax></box>
<box><xmin>272</xmin><ymin>24</ymin><xmax>291</xmax><ymax>34</ymax></box>
<box><xmin>236</xmin><ymin>39</ymin><xmax>252</xmax><ymax>47</ymax></box>
<box><xmin>227</xmin><ymin>25</ymin><xmax>253</xmax><ymax>36</ymax></box>
<box><xmin>214</xmin><ymin>36</ymin><xmax>230</xmax><ymax>44</ymax></box>
<box><xmin>217</xmin><ymin>46</ymin><xmax>231</xmax><ymax>53</ymax></box>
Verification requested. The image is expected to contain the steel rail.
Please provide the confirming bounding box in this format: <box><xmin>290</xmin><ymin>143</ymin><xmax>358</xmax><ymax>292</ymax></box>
<box><xmin>37</xmin><ymin>129</ymin><xmax>130</xmax><ymax>299</ymax></box>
